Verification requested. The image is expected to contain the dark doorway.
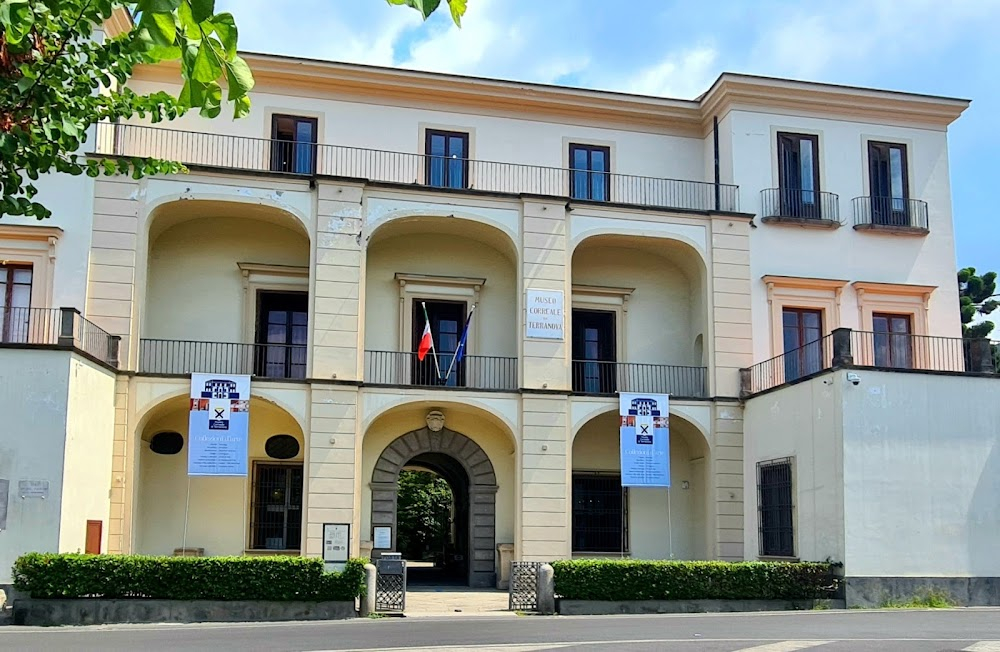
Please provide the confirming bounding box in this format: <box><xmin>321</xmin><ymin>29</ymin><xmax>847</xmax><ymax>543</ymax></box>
<box><xmin>255</xmin><ymin>291</ymin><xmax>308</xmax><ymax>379</ymax></box>
<box><xmin>411</xmin><ymin>299</ymin><xmax>467</xmax><ymax>387</ymax></box>
<box><xmin>572</xmin><ymin>309</ymin><xmax>617</xmax><ymax>393</ymax></box>
<box><xmin>397</xmin><ymin>453</ymin><xmax>470</xmax><ymax>586</ymax></box>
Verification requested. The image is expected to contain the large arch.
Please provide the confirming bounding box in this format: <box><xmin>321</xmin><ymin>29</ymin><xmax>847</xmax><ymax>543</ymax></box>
<box><xmin>370</xmin><ymin>420</ymin><xmax>499</xmax><ymax>588</ymax></box>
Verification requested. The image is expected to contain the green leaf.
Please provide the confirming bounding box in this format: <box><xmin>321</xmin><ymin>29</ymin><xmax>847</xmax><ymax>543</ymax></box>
<box><xmin>223</xmin><ymin>55</ymin><xmax>254</xmax><ymax>99</ymax></box>
<box><xmin>192</xmin><ymin>41</ymin><xmax>222</xmax><ymax>82</ymax></box>
<box><xmin>190</xmin><ymin>0</ymin><xmax>215</xmax><ymax>23</ymax></box>
<box><xmin>1</xmin><ymin>0</ymin><xmax>34</xmax><ymax>45</ymax></box>
<box><xmin>137</xmin><ymin>0</ymin><xmax>182</xmax><ymax>12</ymax></box>
<box><xmin>385</xmin><ymin>0</ymin><xmax>441</xmax><ymax>20</ymax></box>
<box><xmin>138</xmin><ymin>10</ymin><xmax>177</xmax><ymax>46</ymax></box>
<box><xmin>447</xmin><ymin>0</ymin><xmax>467</xmax><ymax>26</ymax></box>
<box><xmin>233</xmin><ymin>94</ymin><xmax>251</xmax><ymax>119</ymax></box>
<box><xmin>210</xmin><ymin>13</ymin><xmax>238</xmax><ymax>58</ymax></box>
<box><xmin>199</xmin><ymin>81</ymin><xmax>222</xmax><ymax>118</ymax></box>
<box><xmin>61</xmin><ymin>117</ymin><xmax>80</xmax><ymax>138</ymax></box>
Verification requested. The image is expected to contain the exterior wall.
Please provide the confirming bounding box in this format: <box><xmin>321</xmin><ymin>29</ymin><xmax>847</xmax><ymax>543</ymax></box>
<box><xmin>145</xmin><ymin>217</ymin><xmax>309</xmax><ymax>342</ymax></box>
<box><xmin>743</xmin><ymin>376</ymin><xmax>845</xmax><ymax>564</ymax></box>
<box><xmin>730</xmin><ymin>110</ymin><xmax>962</xmax><ymax>362</ymax></box>
<box><xmin>841</xmin><ymin>371</ymin><xmax>1000</xmax><ymax>577</ymax></box>
<box><xmin>0</xmin><ymin>350</ymin><xmax>71</xmax><ymax>583</ymax></box>
<box><xmin>125</xmin><ymin>80</ymin><xmax>709</xmax><ymax>183</ymax></box>
<box><xmin>136</xmin><ymin>395</ymin><xmax>305</xmax><ymax>556</ymax></box>
<box><xmin>59</xmin><ymin>357</ymin><xmax>117</xmax><ymax>554</ymax></box>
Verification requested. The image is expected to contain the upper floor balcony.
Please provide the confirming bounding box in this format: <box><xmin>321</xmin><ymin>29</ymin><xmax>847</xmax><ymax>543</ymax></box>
<box><xmin>0</xmin><ymin>306</ymin><xmax>120</xmax><ymax>368</ymax></box>
<box><xmin>94</xmin><ymin>123</ymin><xmax>740</xmax><ymax>214</ymax></box>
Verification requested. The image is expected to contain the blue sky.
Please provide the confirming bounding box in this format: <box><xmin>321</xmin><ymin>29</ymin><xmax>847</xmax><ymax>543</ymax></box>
<box><xmin>218</xmin><ymin>0</ymin><xmax>999</xmax><ymax>275</ymax></box>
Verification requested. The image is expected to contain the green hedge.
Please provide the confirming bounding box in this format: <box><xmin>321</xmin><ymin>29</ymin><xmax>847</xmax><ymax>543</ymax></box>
<box><xmin>551</xmin><ymin>559</ymin><xmax>840</xmax><ymax>602</ymax></box>
<box><xmin>12</xmin><ymin>554</ymin><xmax>367</xmax><ymax>602</ymax></box>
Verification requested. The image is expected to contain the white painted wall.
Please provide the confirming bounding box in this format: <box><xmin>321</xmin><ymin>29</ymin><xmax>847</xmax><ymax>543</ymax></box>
<box><xmin>58</xmin><ymin>357</ymin><xmax>117</xmax><ymax>553</ymax></box>
<box><xmin>841</xmin><ymin>370</ymin><xmax>1000</xmax><ymax>577</ymax></box>
<box><xmin>728</xmin><ymin>110</ymin><xmax>961</xmax><ymax>362</ymax></box>
<box><xmin>0</xmin><ymin>350</ymin><xmax>70</xmax><ymax>583</ymax></box>
<box><xmin>144</xmin><ymin>216</ymin><xmax>310</xmax><ymax>343</ymax></box>
<box><xmin>743</xmin><ymin>375</ymin><xmax>846</xmax><ymax>564</ymax></box>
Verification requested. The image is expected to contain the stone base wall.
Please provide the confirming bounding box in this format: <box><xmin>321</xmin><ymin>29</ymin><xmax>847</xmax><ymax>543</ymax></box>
<box><xmin>13</xmin><ymin>599</ymin><xmax>356</xmax><ymax>626</ymax></box>
<box><xmin>845</xmin><ymin>577</ymin><xmax>1000</xmax><ymax>608</ymax></box>
<box><xmin>557</xmin><ymin>598</ymin><xmax>844</xmax><ymax>615</ymax></box>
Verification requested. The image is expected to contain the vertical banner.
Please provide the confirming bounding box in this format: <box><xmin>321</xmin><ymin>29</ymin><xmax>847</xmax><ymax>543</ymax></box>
<box><xmin>619</xmin><ymin>393</ymin><xmax>670</xmax><ymax>487</ymax></box>
<box><xmin>188</xmin><ymin>373</ymin><xmax>251</xmax><ymax>476</ymax></box>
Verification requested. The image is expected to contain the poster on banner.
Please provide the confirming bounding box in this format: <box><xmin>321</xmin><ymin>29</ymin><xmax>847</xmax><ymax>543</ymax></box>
<box><xmin>619</xmin><ymin>392</ymin><xmax>670</xmax><ymax>487</ymax></box>
<box><xmin>188</xmin><ymin>373</ymin><xmax>251</xmax><ymax>476</ymax></box>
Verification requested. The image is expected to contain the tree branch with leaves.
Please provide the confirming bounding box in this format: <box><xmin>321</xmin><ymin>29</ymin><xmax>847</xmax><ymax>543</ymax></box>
<box><xmin>386</xmin><ymin>0</ymin><xmax>467</xmax><ymax>25</ymax></box>
<box><xmin>0</xmin><ymin>0</ymin><xmax>254</xmax><ymax>219</ymax></box>
<box><xmin>959</xmin><ymin>266</ymin><xmax>998</xmax><ymax>339</ymax></box>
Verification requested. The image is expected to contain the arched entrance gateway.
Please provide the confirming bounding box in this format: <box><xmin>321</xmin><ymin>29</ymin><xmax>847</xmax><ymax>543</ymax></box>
<box><xmin>370</xmin><ymin>410</ymin><xmax>498</xmax><ymax>588</ymax></box>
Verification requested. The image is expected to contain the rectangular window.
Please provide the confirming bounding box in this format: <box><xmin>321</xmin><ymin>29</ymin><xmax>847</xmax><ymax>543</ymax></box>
<box><xmin>868</xmin><ymin>141</ymin><xmax>910</xmax><ymax>225</ymax></box>
<box><xmin>425</xmin><ymin>129</ymin><xmax>469</xmax><ymax>189</ymax></box>
<box><xmin>412</xmin><ymin>299</ymin><xmax>467</xmax><ymax>386</ymax></box>
<box><xmin>571</xmin><ymin>309</ymin><xmax>616</xmax><ymax>393</ymax></box>
<box><xmin>270</xmin><ymin>115</ymin><xmax>318</xmax><ymax>174</ymax></box>
<box><xmin>873</xmin><ymin>313</ymin><xmax>913</xmax><ymax>369</ymax></box>
<box><xmin>757</xmin><ymin>458</ymin><xmax>794</xmax><ymax>557</ymax></box>
<box><xmin>250</xmin><ymin>463</ymin><xmax>303</xmax><ymax>551</ymax></box>
<box><xmin>255</xmin><ymin>291</ymin><xmax>308</xmax><ymax>379</ymax></box>
<box><xmin>0</xmin><ymin>264</ymin><xmax>33</xmax><ymax>343</ymax></box>
<box><xmin>572</xmin><ymin>474</ymin><xmax>627</xmax><ymax>553</ymax></box>
<box><xmin>569</xmin><ymin>144</ymin><xmax>611</xmax><ymax>202</ymax></box>
<box><xmin>777</xmin><ymin>133</ymin><xmax>821</xmax><ymax>218</ymax></box>
<box><xmin>781</xmin><ymin>308</ymin><xmax>823</xmax><ymax>381</ymax></box>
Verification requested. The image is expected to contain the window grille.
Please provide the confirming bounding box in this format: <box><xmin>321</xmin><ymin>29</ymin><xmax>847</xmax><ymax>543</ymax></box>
<box><xmin>250</xmin><ymin>464</ymin><xmax>303</xmax><ymax>551</ymax></box>
<box><xmin>757</xmin><ymin>458</ymin><xmax>794</xmax><ymax>557</ymax></box>
<box><xmin>572</xmin><ymin>474</ymin><xmax>628</xmax><ymax>553</ymax></box>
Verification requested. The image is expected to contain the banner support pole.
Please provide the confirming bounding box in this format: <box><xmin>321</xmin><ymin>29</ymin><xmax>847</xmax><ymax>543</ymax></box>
<box><xmin>666</xmin><ymin>486</ymin><xmax>674</xmax><ymax>559</ymax></box>
<box><xmin>181</xmin><ymin>475</ymin><xmax>192</xmax><ymax>553</ymax></box>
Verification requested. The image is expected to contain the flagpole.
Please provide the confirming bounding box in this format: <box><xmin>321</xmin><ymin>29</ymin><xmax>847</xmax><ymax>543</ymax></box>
<box><xmin>443</xmin><ymin>304</ymin><xmax>475</xmax><ymax>384</ymax></box>
<box><xmin>421</xmin><ymin>301</ymin><xmax>443</xmax><ymax>381</ymax></box>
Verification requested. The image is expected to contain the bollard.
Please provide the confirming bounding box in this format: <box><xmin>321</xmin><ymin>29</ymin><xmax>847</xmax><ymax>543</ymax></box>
<box><xmin>361</xmin><ymin>563</ymin><xmax>377</xmax><ymax>617</ymax></box>
<box><xmin>537</xmin><ymin>563</ymin><xmax>555</xmax><ymax>615</ymax></box>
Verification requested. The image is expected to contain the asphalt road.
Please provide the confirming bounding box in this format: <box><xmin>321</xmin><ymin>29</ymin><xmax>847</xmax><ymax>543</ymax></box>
<box><xmin>2</xmin><ymin>609</ymin><xmax>1000</xmax><ymax>652</ymax></box>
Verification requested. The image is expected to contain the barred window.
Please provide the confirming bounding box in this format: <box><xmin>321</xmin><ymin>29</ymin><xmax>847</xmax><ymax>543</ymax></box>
<box><xmin>572</xmin><ymin>473</ymin><xmax>628</xmax><ymax>553</ymax></box>
<box><xmin>250</xmin><ymin>463</ymin><xmax>303</xmax><ymax>551</ymax></box>
<box><xmin>757</xmin><ymin>458</ymin><xmax>794</xmax><ymax>557</ymax></box>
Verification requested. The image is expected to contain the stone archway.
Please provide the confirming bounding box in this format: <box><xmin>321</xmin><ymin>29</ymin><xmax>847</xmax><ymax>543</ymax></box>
<box><xmin>371</xmin><ymin>412</ymin><xmax>498</xmax><ymax>588</ymax></box>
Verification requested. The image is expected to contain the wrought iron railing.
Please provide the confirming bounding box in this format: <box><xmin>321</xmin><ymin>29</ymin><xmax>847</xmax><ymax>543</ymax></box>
<box><xmin>853</xmin><ymin>196</ymin><xmax>929</xmax><ymax>231</ymax></box>
<box><xmin>850</xmin><ymin>330</ymin><xmax>984</xmax><ymax>373</ymax></box>
<box><xmin>364</xmin><ymin>350</ymin><xmax>517</xmax><ymax>391</ymax></box>
<box><xmin>570</xmin><ymin>360</ymin><xmax>707</xmax><ymax>397</ymax></box>
<box><xmin>760</xmin><ymin>188</ymin><xmax>840</xmax><ymax>223</ymax></box>
<box><xmin>742</xmin><ymin>335</ymin><xmax>834</xmax><ymax>394</ymax></box>
<box><xmin>0</xmin><ymin>307</ymin><xmax>119</xmax><ymax>367</ymax></box>
<box><xmin>94</xmin><ymin>123</ymin><xmax>740</xmax><ymax>213</ymax></box>
<box><xmin>139</xmin><ymin>339</ymin><xmax>307</xmax><ymax>379</ymax></box>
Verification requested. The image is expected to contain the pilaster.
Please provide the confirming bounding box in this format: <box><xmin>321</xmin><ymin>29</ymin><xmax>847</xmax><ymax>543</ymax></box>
<box><xmin>519</xmin><ymin>395</ymin><xmax>570</xmax><ymax>561</ymax></box>
<box><xmin>713</xmin><ymin>402</ymin><xmax>744</xmax><ymax>560</ymax></box>
<box><xmin>710</xmin><ymin>216</ymin><xmax>752</xmax><ymax>397</ymax></box>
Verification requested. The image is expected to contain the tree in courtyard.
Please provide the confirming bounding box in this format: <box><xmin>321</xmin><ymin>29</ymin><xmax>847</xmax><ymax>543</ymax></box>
<box><xmin>958</xmin><ymin>266</ymin><xmax>998</xmax><ymax>339</ymax></box>
<box><xmin>1</xmin><ymin>0</ymin><xmax>258</xmax><ymax>220</ymax></box>
<box><xmin>396</xmin><ymin>469</ymin><xmax>453</xmax><ymax>561</ymax></box>
<box><xmin>387</xmin><ymin>0</ymin><xmax>467</xmax><ymax>25</ymax></box>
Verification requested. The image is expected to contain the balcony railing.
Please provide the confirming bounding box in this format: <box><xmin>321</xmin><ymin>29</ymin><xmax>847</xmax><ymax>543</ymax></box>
<box><xmin>853</xmin><ymin>196</ymin><xmax>929</xmax><ymax>232</ymax></box>
<box><xmin>741</xmin><ymin>329</ymin><xmax>1000</xmax><ymax>396</ymax></box>
<box><xmin>365</xmin><ymin>350</ymin><xmax>517</xmax><ymax>391</ymax></box>
<box><xmin>760</xmin><ymin>188</ymin><xmax>840</xmax><ymax>224</ymax></box>
<box><xmin>571</xmin><ymin>360</ymin><xmax>707</xmax><ymax>398</ymax></box>
<box><xmin>139</xmin><ymin>339</ymin><xmax>307</xmax><ymax>380</ymax></box>
<box><xmin>94</xmin><ymin>123</ymin><xmax>740</xmax><ymax>213</ymax></box>
<box><xmin>742</xmin><ymin>335</ymin><xmax>835</xmax><ymax>395</ymax></box>
<box><xmin>0</xmin><ymin>307</ymin><xmax>119</xmax><ymax>367</ymax></box>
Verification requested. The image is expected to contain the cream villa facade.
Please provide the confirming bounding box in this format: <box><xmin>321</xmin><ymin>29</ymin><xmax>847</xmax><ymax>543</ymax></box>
<box><xmin>3</xmin><ymin>15</ymin><xmax>999</xmax><ymax>604</ymax></box>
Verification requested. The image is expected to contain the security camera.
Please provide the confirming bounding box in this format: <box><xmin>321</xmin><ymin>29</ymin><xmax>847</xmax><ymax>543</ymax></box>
<box><xmin>846</xmin><ymin>372</ymin><xmax>861</xmax><ymax>386</ymax></box>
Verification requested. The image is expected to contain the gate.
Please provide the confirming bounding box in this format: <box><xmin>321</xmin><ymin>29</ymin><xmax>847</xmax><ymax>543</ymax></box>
<box><xmin>508</xmin><ymin>561</ymin><xmax>542</xmax><ymax>611</ymax></box>
<box><xmin>375</xmin><ymin>553</ymin><xmax>407</xmax><ymax>613</ymax></box>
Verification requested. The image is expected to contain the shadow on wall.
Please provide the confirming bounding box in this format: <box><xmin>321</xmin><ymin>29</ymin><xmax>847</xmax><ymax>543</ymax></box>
<box><xmin>967</xmin><ymin>434</ymin><xmax>1000</xmax><ymax>576</ymax></box>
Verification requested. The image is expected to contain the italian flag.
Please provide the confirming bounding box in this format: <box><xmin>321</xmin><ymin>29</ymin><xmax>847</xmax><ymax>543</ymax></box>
<box><xmin>417</xmin><ymin>320</ymin><xmax>434</xmax><ymax>361</ymax></box>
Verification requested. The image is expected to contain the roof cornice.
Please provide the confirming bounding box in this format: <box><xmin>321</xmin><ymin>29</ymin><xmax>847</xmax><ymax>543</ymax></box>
<box><xmin>131</xmin><ymin>52</ymin><xmax>971</xmax><ymax>133</ymax></box>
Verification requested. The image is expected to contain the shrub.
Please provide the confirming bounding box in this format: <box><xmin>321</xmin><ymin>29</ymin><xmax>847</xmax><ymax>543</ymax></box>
<box><xmin>12</xmin><ymin>553</ymin><xmax>367</xmax><ymax>602</ymax></box>
<box><xmin>551</xmin><ymin>559</ymin><xmax>841</xmax><ymax>602</ymax></box>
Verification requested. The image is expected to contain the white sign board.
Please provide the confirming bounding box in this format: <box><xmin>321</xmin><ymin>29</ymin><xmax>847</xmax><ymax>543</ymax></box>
<box><xmin>619</xmin><ymin>393</ymin><xmax>671</xmax><ymax>488</ymax></box>
<box><xmin>18</xmin><ymin>480</ymin><xmax>49</xmax><ymax>499</ymax></box>
<box><xmin>526</xmin><ymin>289</ymin><xmax>564</xmax><ymax>340</ymax></box>
<box><xmin>323</xmin><ymin>523</ymin><xmax>349</xmax><ymax>573</ymax></box>
<box><xmin>373</xmin><ymin>526</ymin><xmax>392</xmax><ymax>549</ymax></box>
<box><xmin>188</xmin><ymin>373</ymin><xmax>251</xmax><ymax>476</ymax></box>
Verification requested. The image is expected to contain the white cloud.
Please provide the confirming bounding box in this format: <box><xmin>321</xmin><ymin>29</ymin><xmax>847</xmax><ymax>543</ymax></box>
<box><xmin>621</xmin><ymin>45</ymin><xmax>719</xmax><ymax>99</ymax></box>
